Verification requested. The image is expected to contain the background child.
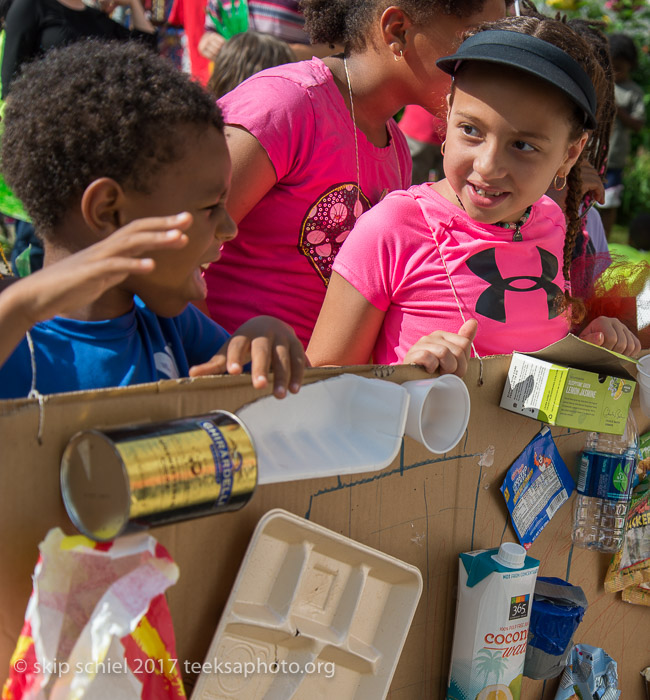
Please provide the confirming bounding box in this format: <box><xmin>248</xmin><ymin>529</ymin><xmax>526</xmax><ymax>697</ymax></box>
<box><xmin>207</xmin><ymin>30</ymin><xmax>295</xmax><ymax>99</ymax></box>
<box><xmin>0</xmin><ymin>40</ymin><xmax>305</xmax><ymax>400</ymax></box>
<box><xmin>598</xmin><ymin>32</ymin><xmax>646</xmax><ymax>239</ymax></box>
<box><xmin>307</xmin><ymin>15</ymin><xmax>640</xmax><ymax>375</ymax></box>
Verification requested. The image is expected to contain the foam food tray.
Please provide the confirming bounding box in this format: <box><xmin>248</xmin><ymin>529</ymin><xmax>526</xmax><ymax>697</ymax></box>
<box><xmin>191</xmin><ymin>508</ymin><xmax>423</xmax><ymax>699</ymax></box>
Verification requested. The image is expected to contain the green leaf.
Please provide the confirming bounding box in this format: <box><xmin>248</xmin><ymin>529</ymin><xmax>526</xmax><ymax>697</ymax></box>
<box><xmin>14</xmin><ymin>244</ymin><xmax>32</xmax><ymax>278</ymax></box>
<box><xmin>612</xmin><ymin>461</ymin><xmax>629</xmax><ymax>493</ymax></box>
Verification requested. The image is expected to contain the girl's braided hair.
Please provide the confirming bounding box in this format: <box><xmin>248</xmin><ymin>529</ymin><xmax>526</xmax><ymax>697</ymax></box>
<box><xmin>299</xmin><ymin>0</ymin><xmax>492</xmax><ymax>53</ymax></box>
<box><xmin>464</xmin><ymin>14</ymin><xmax>614</xmax><ymax>320</ymax></box>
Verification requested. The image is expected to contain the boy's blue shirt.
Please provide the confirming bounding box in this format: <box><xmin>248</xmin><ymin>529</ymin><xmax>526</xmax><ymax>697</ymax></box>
<box><xmin>0</xmin><ymin>298</ymin><xmax>230</xmax><ymax>399</ymax></box>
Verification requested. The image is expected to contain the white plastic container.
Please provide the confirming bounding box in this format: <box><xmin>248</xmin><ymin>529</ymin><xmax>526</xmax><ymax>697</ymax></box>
<box><xmin>236</xmin><ymin>375</ymin><xmax>409</xmax><ymax>484</ymax></box>
<box><xmin>447</xmin><ymin>543</ymin><xmax>539</xmax><ymax>700</ymax></box>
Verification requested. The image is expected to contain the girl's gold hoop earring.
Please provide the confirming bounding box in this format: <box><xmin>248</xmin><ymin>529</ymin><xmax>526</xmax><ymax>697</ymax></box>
<box><xmin>441</xmin><ymin>140</ymin><xmax>446</xmax><ymax>156</ymax></box>
<box><xmin>553</xmin><ymin>174</ymin><xmax>567</xmax><ymax>191</ymax></box>
<box><xmin>394</xmin><ymin>49</ymin><xmax>403</xmax><ymax>62</ymax></box>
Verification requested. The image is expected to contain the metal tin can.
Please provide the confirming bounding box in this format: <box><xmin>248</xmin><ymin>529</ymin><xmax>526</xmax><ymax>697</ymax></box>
<box><xmin>60</xmin><ymin>411</ymin><xmax>257</xmax><ymax>542</ymax></box>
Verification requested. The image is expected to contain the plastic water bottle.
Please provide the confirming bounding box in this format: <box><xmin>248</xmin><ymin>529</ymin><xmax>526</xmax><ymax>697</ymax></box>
<box><xmin>572</xmin><ymin>413</ymin><xmax>638</xmax><ymax>552</ymax></box>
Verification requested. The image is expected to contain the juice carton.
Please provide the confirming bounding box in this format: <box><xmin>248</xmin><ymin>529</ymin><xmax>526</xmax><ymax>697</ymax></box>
<box><xmin>447</xmin><ymin>543</ymin><xmax>539</xmax><ymax>700</ymax></box>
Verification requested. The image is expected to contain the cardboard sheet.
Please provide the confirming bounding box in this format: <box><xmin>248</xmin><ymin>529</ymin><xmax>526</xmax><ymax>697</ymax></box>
<box><xmin>1</xmin><ymin>339</ymin><xmax>649</xmax><ymax>699</ymax></box>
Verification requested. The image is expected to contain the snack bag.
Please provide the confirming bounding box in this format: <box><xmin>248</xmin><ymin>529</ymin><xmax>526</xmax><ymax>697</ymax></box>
<box><xmin>501</xmin><ymin>427</ymin><xmax>574</xmax><ymax>549</ymax></box>
<box><xmin>2</xmin><ymin>528</ymin><xmax>185</xmax><ymax>700</ymax></box>
<box><xmin>621</xmin><ymin>582</ymin><xmax>650</xmax><ymax>606</ymax></box>
<box><xmin>604</xmin><ymin>477</ymin><xmax>650</xmax><ymax>593</ymax></box>
<box><xmin>554</xmin><ymin>644</ymin><xmax>620</xmax><ymax>700</ymax></box>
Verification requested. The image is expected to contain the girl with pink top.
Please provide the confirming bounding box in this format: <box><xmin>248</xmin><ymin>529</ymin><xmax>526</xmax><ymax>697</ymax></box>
<box><xmin>202</xmin><ymin>0</ymin><xmax>508</xmax><ymax>347</ymax></box>
<box><xmin>308</xmin><ymin>15</ymin><xmax>640</xmax><ymax>375</ymax></box>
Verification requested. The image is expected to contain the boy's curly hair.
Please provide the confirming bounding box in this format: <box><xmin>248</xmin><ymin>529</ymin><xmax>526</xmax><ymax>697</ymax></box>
<box><xmin>300</xmin><ymin>0</ymin><xmax>493</xmax><ymax>53</ymax></box>
<box><xmin>1</xmin><ymin>40</ymin><xmax>224</xmax><ymax>238</ymax></box>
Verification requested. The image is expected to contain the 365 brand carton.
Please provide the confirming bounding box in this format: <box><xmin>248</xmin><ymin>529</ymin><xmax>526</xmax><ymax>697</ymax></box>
<box><xmin>500</xmin><ymin>353</ymin><xmax>635</xmax><ymax>435</ymax></box>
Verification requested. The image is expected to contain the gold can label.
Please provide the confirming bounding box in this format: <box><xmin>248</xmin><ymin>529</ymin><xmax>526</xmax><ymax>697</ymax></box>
<box><xmin>120</xmin><ymin>418</ymin><xmax>257</xmax><ymax>518</ymax></box>
<box><xmin>61</xmin><ymin>411</ymin><xmax>257</xmax><ymax>541</ymax></box>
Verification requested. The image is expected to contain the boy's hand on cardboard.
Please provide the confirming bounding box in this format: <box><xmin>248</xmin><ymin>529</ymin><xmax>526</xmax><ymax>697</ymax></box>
<box><xmin>579</xmin><ymin>316</ymin><xmax>641</xmax><ymax>357</ymax></box>
<box><xmin>189</xmin><ymin>316</ymin><xmax>307</xmax><ymax>398</ymax></box>
<box><xmin>403</xmin><ymin>319</ymin><xmax>477</xmax><ymax>377</ymax></box>
<box><xmin>18</xmin><ymin>214</ymin><xmax>190</xmax><ymax>326</ymax></box>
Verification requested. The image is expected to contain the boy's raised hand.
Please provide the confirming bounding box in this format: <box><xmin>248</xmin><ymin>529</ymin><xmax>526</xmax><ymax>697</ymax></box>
<box><xmin>0</xmin><ymin>214</ymin><xmax>191</xmax><ymax>369</ymax></box>
<box><xmin>189</xmin><ymin>316</ymin><xmax>306</xmax><ymax>398</ymax></box>
<box><xmin>11</xmin><ymin>214</ymin><xmax>191</xmax><ymax>327</ymax></box>
<box><xmin>403</xmin><ymin>319</ymin><xmax>477</xmax><ymax>377</ymax></box>
<box><xmin>579</xmin><ymin>316</ymin><xmax>641</xmax><ymax>357</ymax></box>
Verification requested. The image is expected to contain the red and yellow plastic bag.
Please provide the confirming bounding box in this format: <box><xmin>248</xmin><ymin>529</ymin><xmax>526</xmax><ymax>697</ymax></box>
<box><xmin>2</xmin><ymin>528</ymin><xmax>185</xmax><ymax>700</ymax></box>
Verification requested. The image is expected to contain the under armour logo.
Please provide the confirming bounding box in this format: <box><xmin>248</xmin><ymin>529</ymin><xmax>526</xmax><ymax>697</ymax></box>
<box><xmin>466</xmin><ymin>246</ymin><xmax>562</xmax><ymax>323</ymax></box>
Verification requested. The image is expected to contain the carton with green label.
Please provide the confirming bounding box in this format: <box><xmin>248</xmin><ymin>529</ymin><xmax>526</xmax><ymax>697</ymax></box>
<box><xmin>500</xmin><ymin>353</ymin><xmax>636</xmax><ymax>435</ymax></box>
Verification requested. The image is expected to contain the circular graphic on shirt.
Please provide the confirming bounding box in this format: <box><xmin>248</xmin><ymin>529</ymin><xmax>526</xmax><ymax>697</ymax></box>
<box><xmin>299</xmin><ymin>182</ymin><xmax>371</xmax><ymax>286</ymax></box>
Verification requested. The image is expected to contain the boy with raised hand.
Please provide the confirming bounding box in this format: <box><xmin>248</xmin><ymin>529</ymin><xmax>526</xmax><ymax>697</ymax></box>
<box><xmin>0</xmin><ymin>40</ymin><xmax>305</xmax><ymax>400</ymax></box>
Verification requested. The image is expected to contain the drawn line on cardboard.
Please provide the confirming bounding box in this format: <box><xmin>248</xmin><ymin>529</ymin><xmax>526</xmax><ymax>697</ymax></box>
<box><xmin>303</xmin><ymin>447</ymin><xmax>484</xmax><ymax>520</ymax></box>
<box><xmin>470</xmin><ymin>460</ymin><xmax>484</xmax><ymax>550</ymax></box>
<box><xmin>423</xmin><ymin>481</ymin><xmax>431</xmax><ymax>699</ymax></box>
<box><xmin>566</xmin><ymin>543</ymin><xmax>574</xmax><ymax>581</ymax></box>
<box><xmin>499</xmin><ymin>518</ymin><xmax>509</xmax><ymax>545</ymax></box>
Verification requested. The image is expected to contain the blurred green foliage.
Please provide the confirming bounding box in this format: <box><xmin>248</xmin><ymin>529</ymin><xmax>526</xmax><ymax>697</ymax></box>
<box><xmin>541</xmin><ymin>0</ymin><xmax>650</xmax><ymax>226</ymax></box>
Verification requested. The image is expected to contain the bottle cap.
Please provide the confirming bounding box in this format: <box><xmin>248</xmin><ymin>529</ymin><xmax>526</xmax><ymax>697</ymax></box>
<box><xmin>492</xmin><ymin>542</ymin><xmax>526</xmax><ymax>569</ymax></box>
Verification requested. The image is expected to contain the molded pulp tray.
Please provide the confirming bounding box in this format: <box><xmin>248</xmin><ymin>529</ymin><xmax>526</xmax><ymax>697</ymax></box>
<box><xmin>191</xmin><ymin>509</ymin><xmax>423</xmax><ymax>700</ymax></box>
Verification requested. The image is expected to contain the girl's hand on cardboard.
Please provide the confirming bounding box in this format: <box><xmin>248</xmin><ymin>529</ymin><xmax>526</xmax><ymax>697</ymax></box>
<box><xmin>579</xmin><ymin>316</ymin><xmax>641</xmax><ymax>357</ymax></box>
<box><xmin>20</xmin><ymin>214</ymin><xmax>190</xmax><ymax>326</ymax></box>
<box><xmin>403</xmin><ymin>319</ymin><xmax>477</xmax><ymax>377</ymax></box>
<box><xmin>189</xmin><ymin>316</ymin><xmax>307</xmax><ymax>398</ymax></box>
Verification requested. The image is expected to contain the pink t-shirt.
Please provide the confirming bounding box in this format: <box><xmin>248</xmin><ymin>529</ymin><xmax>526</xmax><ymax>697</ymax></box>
<box><xmin>398</xmin><ymin>105</ymin><xmax>445</xmax><ymax>145</ymax></box>
<box><xmin>333</xmin><ymin>184</ymin><xmax>570</xmax><ymax>362</ymax></box>
<box><xmin>205</xmin><ymin>58</ymin><xmax>412</xmax><ymax>346</ymax></box>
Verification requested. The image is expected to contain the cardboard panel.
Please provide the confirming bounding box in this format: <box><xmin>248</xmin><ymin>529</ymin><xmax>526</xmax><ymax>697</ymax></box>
<box><xmin>0</xmin><ymin>348</ymin><xmax>648</xmax><ymax>699</ymax></box>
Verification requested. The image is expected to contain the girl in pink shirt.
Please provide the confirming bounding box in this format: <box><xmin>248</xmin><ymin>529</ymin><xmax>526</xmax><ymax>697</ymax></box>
<box><xmin>202</xmin><ymin>0</ymin><xmax>508</xmax><ymax>347</ymax></box>
<box><xmin>308</xmin><ymin>16</ymin><xmax>640</xmax><ymax>375</ymax></box>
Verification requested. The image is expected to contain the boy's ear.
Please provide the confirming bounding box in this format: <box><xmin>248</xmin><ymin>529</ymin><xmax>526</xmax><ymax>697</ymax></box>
<box><xmin>80</xmin><ymin>178</ymin><xmax>126</xmax><ymax>237</ymax></box>
<box><xmin>380</xmin><ymin>6</ymin><xmax>413</xmax><ymax>54</ymax></box>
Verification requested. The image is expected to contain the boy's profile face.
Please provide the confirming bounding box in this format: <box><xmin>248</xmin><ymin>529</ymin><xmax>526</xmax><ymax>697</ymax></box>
<box><xmin>122</xmin><ymin>125</ymin><xmax>237</xmax><ymax>317</ymax></box>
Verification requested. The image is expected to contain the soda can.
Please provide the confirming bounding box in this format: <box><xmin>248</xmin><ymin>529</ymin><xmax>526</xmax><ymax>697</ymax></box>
<box><xmin>60</xmin><ymin>411</ymin><xmax>257</xmax><ymax>542</ymax></box>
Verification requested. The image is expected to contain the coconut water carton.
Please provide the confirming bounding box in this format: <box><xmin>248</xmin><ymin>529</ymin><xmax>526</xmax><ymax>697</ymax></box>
<box><xmin>447</xmin><ymin>543</ymin><xmax>539</xmax><ymax>700</ymax></box>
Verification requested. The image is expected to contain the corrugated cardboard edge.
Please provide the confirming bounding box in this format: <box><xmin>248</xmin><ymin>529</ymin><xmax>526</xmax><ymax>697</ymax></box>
<box><xmin>523</xmin><ymin>333</ymin><xmax>638</xmax><ymax>379</ymax></box>
<box><xmin>1</xmin><ymin>346</ymin><xmax>648</xmax><ymax>699</ymax></box>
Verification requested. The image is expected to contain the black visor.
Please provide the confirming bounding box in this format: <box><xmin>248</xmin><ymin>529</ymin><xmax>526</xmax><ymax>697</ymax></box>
<box><xmin>436</xmin><ymin>30</ymin><xmax>598</xmax><ymax>130</ymax></box>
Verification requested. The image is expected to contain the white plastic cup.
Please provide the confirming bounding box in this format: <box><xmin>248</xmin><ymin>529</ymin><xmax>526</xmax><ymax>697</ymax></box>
<box><xmin>637</xmin><ymin>355</ymin><xmax>650</xmax><ymax>380</ymax></box>
<box><xmin>637</xmin><ymin>372</ymin><xmax>650</xmax><ymax>388</ymax></box>
<box><xmin>640</xmin><ymin>385</ymin><xmax>650</xmax><ymax>419</ymax></box>
<box><xmin>636</xmin><ymin>357</ymin><xmax>650</xmax><ymax>418</ymax></box>
<box><xmin>402</xmin><ymin>376</ymin><xmax>471</xmax><ymax>454</ymax></box>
